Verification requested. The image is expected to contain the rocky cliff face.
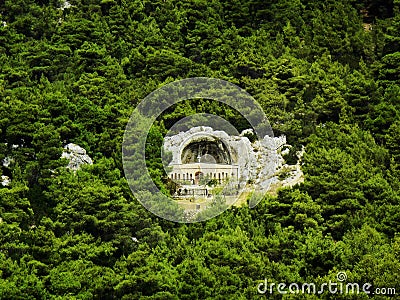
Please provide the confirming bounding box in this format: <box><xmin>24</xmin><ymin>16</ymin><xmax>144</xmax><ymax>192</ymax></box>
<box><xmin>163</xmin><ymin>126</ymin><xmax>297</xmax><ymax>192</ymax></box>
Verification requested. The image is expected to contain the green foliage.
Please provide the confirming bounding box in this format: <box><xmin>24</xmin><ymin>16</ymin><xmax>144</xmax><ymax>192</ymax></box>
<box><xmin>0</xmin><ymin>0</ymin><xmax>399</xmax><ymax>298</ymax></box>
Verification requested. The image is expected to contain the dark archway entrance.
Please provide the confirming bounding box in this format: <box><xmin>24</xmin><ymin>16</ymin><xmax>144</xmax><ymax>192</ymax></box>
<box><xmin>181</xmin><ymin>139</ymin><xmax>232</xmax><ymax>165</ymax></box>
<box><xmin>195</xmin><ymin>171</ymin><xmax>204</xmax><ymax>185</ymax></box>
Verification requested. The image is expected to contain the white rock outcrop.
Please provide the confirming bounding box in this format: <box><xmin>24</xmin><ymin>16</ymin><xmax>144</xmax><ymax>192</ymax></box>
<box><xmin>1</xmin><ymin>175</ymin><xmax>10</xmax><ymax>186</ymax></box>
<box><xmin>163</xmin><ymin>126</ymin><xmax>288</xmax><ymax>191</ymax></box>
<box><xmin>61</xmin><ymin>143</ymin><xmax>93</xmax><ymax>171</ymax></box>
<box><xmin>59</xmin><ymin>0</ymin><xmax>71</xmax><ymax>10</ymax></box>
<box><xmin>2</xmin><ymin>157</ymin><xmax>12</xmax><ymax>167</ymax></box>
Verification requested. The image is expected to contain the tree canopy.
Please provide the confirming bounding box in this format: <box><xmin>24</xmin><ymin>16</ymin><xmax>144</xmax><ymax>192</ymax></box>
<box><xmin>0</xmin><ymin>0</ymin><xmax>399</xmax><ymax>298</ymax></box>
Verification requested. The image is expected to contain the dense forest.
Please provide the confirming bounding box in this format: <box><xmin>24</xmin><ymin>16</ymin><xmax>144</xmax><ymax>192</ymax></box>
<box><xmin>1</xmin><ymin>0</ymin><xmax>400</xmax><ymax>298</ymax></box>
